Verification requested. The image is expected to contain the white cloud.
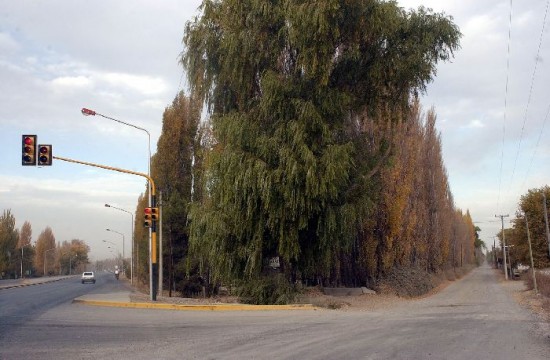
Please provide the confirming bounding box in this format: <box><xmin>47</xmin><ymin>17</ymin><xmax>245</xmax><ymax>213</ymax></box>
<box><xmin>98</xmin><ymin>72</ymin><xmax>168</xmax><ymax>96</ymax></box>
<box><xmin>466</xmin><ymin>119</ymin><xmax>485</xmax><ymax>128</ymax></box>
<box><xmin>51</xmin><ymin>75</ymin><xmax>92</xmax><ymax>90</ymax></box>
<box><xmin>139</xmin><ymin>99</ymin><xmax>165</xmax><ymax>110</ymax></box>
<box><xmin>0</xmin><ymin>32</ymin><xmax>19</xmax><ymax>54</ymax></box>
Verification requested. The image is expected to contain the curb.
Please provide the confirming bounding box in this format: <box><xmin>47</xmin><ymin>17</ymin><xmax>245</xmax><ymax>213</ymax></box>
<box><xmin>0</xmin><ymin>276</ymin><xmax>74</xmax><ymax>291</ymax></box>
<box><xmin>72</xmin><ymin>299</ymin><xmax>317</xmax><ymax>311</ymax></box>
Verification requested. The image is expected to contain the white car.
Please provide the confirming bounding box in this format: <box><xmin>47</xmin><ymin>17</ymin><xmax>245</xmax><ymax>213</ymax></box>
<box><xmin>81</xmin><ymin>271</ymin><xmax>96</xmax><ymax>284</ymax></box>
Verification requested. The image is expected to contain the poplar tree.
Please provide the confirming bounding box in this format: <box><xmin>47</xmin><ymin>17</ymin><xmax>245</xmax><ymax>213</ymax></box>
<box><xmin>0</xmin><ymin>210</ymin><xmax>18</xmax><ymax>278</ymax></box>
<box><xmin>34</xmin><ymin>227</ymin><xmax>56</xmax><ymax>276</ymax></box>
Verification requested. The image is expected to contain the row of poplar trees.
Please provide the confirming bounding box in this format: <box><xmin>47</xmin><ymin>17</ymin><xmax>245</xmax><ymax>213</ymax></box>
<box><xmin>0</xmin><ymin>211</ymin><xmax>90</xmax><ymax>278</ymax></box>
<box><xmin>133</xmin><ymin>0</ymin><xmax>478</xmax><ymax>295</ymax></box>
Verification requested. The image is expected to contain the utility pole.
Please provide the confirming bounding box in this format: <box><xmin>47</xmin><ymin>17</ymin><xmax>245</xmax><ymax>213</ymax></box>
<box><xmin>493</xmin><ymin>236</ymin><xmax>497</xmax><ymax>268</ymax></box>
<box><xmin>496</xmin><ymin>214</ymin><xmax>510</xmax><ymax>280</ymax></box>
<box><xmin>525</xmin><ymin>213</ymin><xmax>538</xmax><ymax>294</ymax></box>
<box><xmin>159</xmin><ymin>191</ymin><xmax>163</xmax><ymax>295</ymax></box>
<box><xmin>543</xmin><ymin>193</ymin><xmax>550</xmax><ymax>257</ymax></box>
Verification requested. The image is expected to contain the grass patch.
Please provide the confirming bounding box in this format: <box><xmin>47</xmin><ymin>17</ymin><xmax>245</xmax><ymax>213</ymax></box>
<box><xmin>524</xmin><ymin>271</ymin><xmax>550</xmax><ymax>297</ymax></box>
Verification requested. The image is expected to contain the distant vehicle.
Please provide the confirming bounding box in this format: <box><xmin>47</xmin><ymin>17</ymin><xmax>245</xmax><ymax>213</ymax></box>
<box><xmin>81</xmin><ymin>272</ymin><xmax>96</xmax><ymax>284</ymax></box>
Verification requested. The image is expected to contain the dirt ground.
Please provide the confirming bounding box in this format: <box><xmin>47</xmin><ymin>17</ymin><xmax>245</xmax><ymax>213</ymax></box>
<box><xmin>505</xmin><ymin>277</ymin><xmax>550</xmax><ymax>323</ymax></box>
<box><xmin>129</xmin><ymin>269</ymin><xmax>550</xmax><ymax>331</ymax></box>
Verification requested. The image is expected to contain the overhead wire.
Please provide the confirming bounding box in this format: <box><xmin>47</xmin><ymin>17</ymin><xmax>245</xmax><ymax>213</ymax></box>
<box><xmin>497</xmin><ymin>0</ymin><xmax>514</xmax><ymax>214</ymax></box>
<box><xmin>508</xmin><ymin>0</ymin><xmax>550</xmax><ymax>194</ymax></box>
<box><xmin>521</xmin><ymin>102</ymin><xmax>550</xmax><ymax>191</ymax></box>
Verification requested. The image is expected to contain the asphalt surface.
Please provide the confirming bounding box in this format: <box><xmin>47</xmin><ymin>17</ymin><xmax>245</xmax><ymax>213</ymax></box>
<box><xmin>0</xmin><ymin>265</ymin><xmax>548</xmax><ymax>359</ymax></box>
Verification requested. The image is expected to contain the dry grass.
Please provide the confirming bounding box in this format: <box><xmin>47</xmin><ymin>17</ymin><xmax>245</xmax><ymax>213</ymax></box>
<box><xmin>523</xmin><ymin>271</ymin><xmax>550</xmax><ymax>297</ymax></box>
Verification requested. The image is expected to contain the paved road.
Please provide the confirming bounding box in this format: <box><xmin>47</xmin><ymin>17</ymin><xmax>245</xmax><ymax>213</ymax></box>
<box><xmin>1</xmin><ymin>265</ymin><xmax>548</xmax><ymax>359</ymax></box>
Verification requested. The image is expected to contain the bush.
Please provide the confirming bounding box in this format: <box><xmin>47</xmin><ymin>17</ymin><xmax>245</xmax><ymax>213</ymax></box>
<box><xmin>375</xmin><ymin>267</ymin><xmax>436</xmax><ymax>297</ymax></box>
<box><xmin>236</xmin><ymin>274</ymin><xmax>298</xmax><ymax>305</ymax></box>
<box><xmin>176</xmin><ymin>274</ymin><xmax>205</xmax><ymax>297</ymax></box>
<box><xmin>525</xmin><ymin>271</ymin><xmax>550</xmax><ymax>297</ymax></box>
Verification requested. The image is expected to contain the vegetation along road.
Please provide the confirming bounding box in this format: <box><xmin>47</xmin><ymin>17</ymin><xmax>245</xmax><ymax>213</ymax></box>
<box><xmin>1</xmin><ymin>265</ymin><xmax>548</xmax><ymax>359</ymax></box>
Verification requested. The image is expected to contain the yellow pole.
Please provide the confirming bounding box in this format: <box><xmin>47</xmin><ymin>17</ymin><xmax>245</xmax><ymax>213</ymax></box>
<box><xmin>53</xmin><ymin>155</ymin><xmax>159</xmax><ymax>300</ymax></box>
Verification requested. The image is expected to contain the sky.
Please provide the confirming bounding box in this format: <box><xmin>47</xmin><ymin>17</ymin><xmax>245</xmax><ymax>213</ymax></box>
<box><xmin>1</xmin><ymin>0</ymin><xmax>549</xmax><ymax>261</ymax></box>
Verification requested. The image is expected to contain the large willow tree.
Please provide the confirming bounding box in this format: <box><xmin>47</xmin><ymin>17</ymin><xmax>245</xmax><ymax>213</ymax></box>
<box><xmin>183</xmin><ymin>0</ymin><xmax>460</xmax><ymax>283</ymax></box>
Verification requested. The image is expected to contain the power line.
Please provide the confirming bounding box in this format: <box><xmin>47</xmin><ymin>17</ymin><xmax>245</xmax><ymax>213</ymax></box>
<box><xmin>497</xmin><ymin>0</ymin><xmax>514</xmax><ymax>214</ymax></box>
<box><xmin>508</xmin><ymin>0</ymin><xmax>550</xmax><ymax>193</ymax></box>
<box><xmin>521</xmin><ymin>102</ymin><xmax>550</xmax><ymax>190</ymax></box>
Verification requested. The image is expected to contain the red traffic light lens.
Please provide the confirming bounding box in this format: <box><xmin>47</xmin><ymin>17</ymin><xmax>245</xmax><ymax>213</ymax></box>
<box><xmin>144</xmin><ymin>208</ymin><xmax>152</xmax><ymax>214</ymax></box>
<box><xmin>40</xmin><ymin>146</ymin><xmax>49</xmax><ymax>154</ymax></box>
<box><xmin>24</xmin><ymin>137</ymin><xmax>34</xmax><ymax>145</ymax></box>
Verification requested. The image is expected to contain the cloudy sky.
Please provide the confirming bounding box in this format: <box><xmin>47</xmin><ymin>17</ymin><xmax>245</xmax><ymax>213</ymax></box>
<box><xmin>1</xmin><ymin>0</ymin><xmax>549</xmax><ymax>261</ymax></box>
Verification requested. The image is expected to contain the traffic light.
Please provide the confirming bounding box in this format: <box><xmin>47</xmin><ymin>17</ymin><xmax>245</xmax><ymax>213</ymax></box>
<box><xmin>144</xmin><ymin>207</ymin><xmax>153</xmax><ymax>228</ymax></box>
<box><xmin>22</xmin><ymin>135</ymin><xmax>37</xmax><ymax>166</ymax></box>
<box><xmin>38</xmin><ymin>144</ymin><xmax>52</xmax><ymax>166</ymax></box>
<box><xmin>150</xmin><ymin>207</ymin><xmax>159</xmax><ymax>221</ymax></box>
<box><xmin>144</xmin><ymin>207</ymin><xmax>159</xmax><ymax>227</ymax></box>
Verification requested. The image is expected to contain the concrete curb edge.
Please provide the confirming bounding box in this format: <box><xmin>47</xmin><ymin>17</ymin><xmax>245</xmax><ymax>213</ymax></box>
<box><xmin>72</xmin><ymin>299</ymin><xmax>318</xmax><ymax>311</ymax></box>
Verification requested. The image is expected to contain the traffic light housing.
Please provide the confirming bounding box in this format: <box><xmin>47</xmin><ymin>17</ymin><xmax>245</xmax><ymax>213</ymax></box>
<box><xmin>150</xmin><ymin>207</ymin><xmax>159</xmax><ymax>221</ymax></box>
<box><xmin>38</xmin><ymin>144</ymin><xmax>52</xmax><ymax>166</ymax></box>
<box><xmin>144</xmin><ymin>207</ymin><xmax>159</xmax><ymax>228</ymax></box>
<box><xmin>144</xmin><ymin>207</ymin><xmax>152</xmax><ymax>227</ymax></box>
<box><xmin>22</xmin><ymin>135</ymin><xmax>37</xmax><ymax>166</ymax></box>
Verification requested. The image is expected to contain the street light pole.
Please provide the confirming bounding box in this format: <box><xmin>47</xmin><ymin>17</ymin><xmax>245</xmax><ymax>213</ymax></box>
<box><xmin>82</xmin><ymin>107</ymin><xmax>153</xmax><ymax>298</ymax></box>
<box><xmin>106</xmin><ymin>229</ymin><xmax>125</xmax><ymax>274</ymax></box>
<box><xmin>44</xmin><ymin>248</ymin><xmax>55</xmax><ymax>276</ymax></box>
<box><xmin>105</xmin><ymin>204</ymin><xmax>134</xmax><ymax>285</ymax></box>
<box><xmin>496</xmin><ymin>214</ymin><xmax>510</xmax><ymax>280</ymax></box>
<box><xmin>20</xmin><ymin>243</ymin><xmax>30</xmax><ymax>278</ymax></box>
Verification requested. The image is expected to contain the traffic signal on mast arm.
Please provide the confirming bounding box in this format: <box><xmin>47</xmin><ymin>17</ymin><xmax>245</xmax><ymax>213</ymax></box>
<box><xmin>22</xmin><ymin>135</ymin><xmax>37</xmax><ymax>166</ymax></box>
<box><xmin>144</xmin><ymin>207</ymin><xmax>159</xmax><ymax>228</ymax></box>
<box><xmin>38</xmin><ymin>145</ymin><xmax>52</xmax><ymax>166</ymax></box>
<box><xmin>144</xmin><ymin>207</ymin><xmax>153</xmax><ymax>228</ymax></box>
<box><xmin>150</xmin><ymin>207</ymin><xmax>159</xmax><ymax>221</ymax></box>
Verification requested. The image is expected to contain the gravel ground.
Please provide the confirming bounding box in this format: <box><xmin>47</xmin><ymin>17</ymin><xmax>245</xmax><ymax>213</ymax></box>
<box><xmin>129</xmin><ymin>268</ymin><xmax>550</xmax><ymax>326</ymax></box>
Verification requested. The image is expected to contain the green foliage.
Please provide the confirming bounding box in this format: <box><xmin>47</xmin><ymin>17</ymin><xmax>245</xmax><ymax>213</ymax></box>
<box><xmin>509</xmin><ymin>186</ymin><xmax>550</xmax><ymax>269</ymax></box>
<box><xmin>184</xmin><ymin>0</ymin><xmax>461</xmax><ymax>286</ymax></box>
<box><xmin>176</xmin><ymin>274</ymin><xmax>205</xmax><ymax>297</ymax></box>
<box><xmin>236</xmin><ymin>273</ymin><xmax>298</xmax><ymax>305</ymax></box>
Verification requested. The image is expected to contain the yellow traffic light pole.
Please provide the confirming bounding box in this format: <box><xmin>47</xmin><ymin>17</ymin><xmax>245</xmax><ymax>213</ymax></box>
<box><xmin>53</xmin><ymin>155</ymin><xmax>160</xmax><ymax>301</ymax></box>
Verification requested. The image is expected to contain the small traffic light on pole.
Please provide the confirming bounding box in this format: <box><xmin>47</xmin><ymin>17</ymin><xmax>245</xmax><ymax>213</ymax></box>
<box><xmin>22</xmin><ymin>135</ymin><xmax>37</xmax><ymax>166</ymax></box>
<box><xmin>151</xmin><ymin>207</ymin><xmax>159</xmax><ymax>221</ymax></box>
<box><xmin>144</xmin><ymin>207</ymin><xmax>153</xmax><ymax>228</ymax></box>
<box><xmin>38</xmin><ymin>145</ymin><xmax>52</xmax><ymax>166</ymax></box>
<box><xmin>144</xmin><ymin>207</ymin><xmax>159</xmax><ymax>227</ymax></box>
